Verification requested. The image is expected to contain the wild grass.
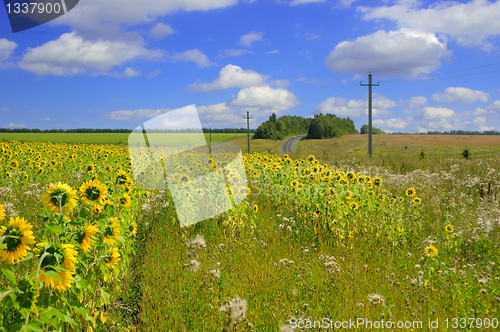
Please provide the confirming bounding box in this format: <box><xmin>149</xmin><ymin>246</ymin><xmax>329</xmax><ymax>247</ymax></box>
<box><xmin>135</xmin><ymin>151</ymin><xmax>499</xmax><ymax>331</ymax></box>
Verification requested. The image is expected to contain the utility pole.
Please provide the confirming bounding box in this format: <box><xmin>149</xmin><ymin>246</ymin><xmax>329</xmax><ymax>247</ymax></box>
<box><xmin>243</xmin><ymin>111</ymin><xmax>252</xmax><ymax>154</ymax></box>
<box><xmin>209</xmin><ymin>127</ymin><xmax>212</xmax><ymax>154</ymax></box>
<box><xmin>360</xmin><ymin>72</ymin><xmax>379</xmax><ymax>157</ymax></box>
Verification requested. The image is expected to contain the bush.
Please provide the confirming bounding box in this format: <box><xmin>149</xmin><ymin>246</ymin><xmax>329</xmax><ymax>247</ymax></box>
<box><xmin>462</xmin><ymin>147</ymin><xmax>470</xmax><ymax>160</ymax></box>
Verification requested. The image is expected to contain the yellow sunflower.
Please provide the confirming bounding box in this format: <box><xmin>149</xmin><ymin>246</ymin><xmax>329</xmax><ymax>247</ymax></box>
<box><xmin>349</xmin><ymin>202</ymin><xmax>359</xmax><ymax>210</ymax></box>
<box><xmin>76</xmin><ymin>224</ymin><xmax>99</xmax><ymax>252</ymax></box>
<box><xmin>102</xmin><ymin>218</ymin><xmax>121</xmax><ymax>245</ymax></box>
<box><xmin>79</xmin><ymin>178</ymin><xmax>108</xmax><ymax>205</ymax></box>
<box><xmin>405</xmin><ymin>188</ymin><xmax>416</xmax><ymax>197</ymax></box>
<box><xmin>37</xmin><ymin>243</ymin><xmax>78</xmax><ymax>292</ymax></box>
<box><xmin>0</xmin><ymin>216</ymin><xmax>36</xmax><ymax>264</ymax></box>
<box><xmin>252</xmin><ymin>205</ymin><xmax>258</xmax><ymax>213</ymax></box>
<box><xmin>413</xmin><ymin>197</ymin><xmax>421</xmax><ymax>205</ymax></box>
<box><xmin>0</xmin><ymin>204</ymin><xmax>5</xmax><ymax>221</ymax></box>
<box><xmin>372</xmin><ymin>177</ymin><xmax>382</xmax><ymax>189</ymax></box>
<box><xmin>115</xmin><ymin>169</ymin><xmax>130</xmax><ymax>187</ymax></box>
<box><xmin>118</xmin><ymin>194</ymin><xmax>132</xmax><ymax>208</ymax></box>
<box><xmin>445</xmin><ymin>224</ymin><xmax>454</xmax><ymax>233</ymax></box>
<box><xmin>104</xmin><ymin>247</ymin><xmax>121</xmax><ymax>269</ymax></box>
<box><xmin>128</xmin><ymin>221</ymin><xmax>137</xmax><ymax>236</ymax></box>
<box><xmin>41</xmin><ymin>182</ymin><xmax>78</xmax><ymax>213</ymax></box>
<box><xmin>424</xmin><ymin>245</ymin><xmax>438</xmax><ymax>258</ymax></box>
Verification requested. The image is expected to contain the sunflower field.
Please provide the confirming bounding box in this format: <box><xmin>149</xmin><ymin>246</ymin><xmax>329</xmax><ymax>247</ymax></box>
<box><xmin>0</xmin><ymin>140</ymin><xmax>499</xmax><ymax>331</ymax></box>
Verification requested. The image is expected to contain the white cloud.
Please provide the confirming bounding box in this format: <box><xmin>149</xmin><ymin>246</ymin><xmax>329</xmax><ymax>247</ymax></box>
<box><xmin>422</xmin><ymin>107</ymin><xmax>454</xmax><ymax>119</ymax></box>
<box><xmin>239</xmin><ymin>31</ymin><xmax>263</xmax><ymax>47</ymax></box>
<box><xmin>358</xmin><ymin>0</ymin><xmax>500</xmax><ymax>49</ymax></box>
<box><xmin>124</xmin><ymin>67</ymin><xmax>141</xmax><ymax>78</ymax></box>
<box><xmin>266</xmin><ymin>50</ymin><xmax>279</xmax><ymax>54</ymax></box>
<box><xmin>227</xmin><ymin>86</ymin><xmax>299</xmax><ymax>111</ymax></box>
<box><xmin>0</xmin><ymin>39</ymin><xmax>17</xmax><ymax>66</ymax></box>
<box><xmin>217</xmin><ymin>49</ymin><xmax>254</xmax><ymax>58</ymax></box>
<box><xmin>147</xmin><ymin>69</ymin><xmax>161</xmax><ymax>78</ymax></box>
<box><xmin>474</xmin><ymin>100</ymin><xmax>500</xmax><ymax>115</ymax></box>
<box><xmin>53</xmin><ymin>0</ymin><xmax>239</xmax><ymax>36</ymax></box>
<box><xmin>479</xmin><ymin>125</ymin><xmax>496</xmax><ymax>131</ymax></box>
<box><xmin>189</xmin><ymin>64</ymin><xmax>268</xmax><ymax>92</ymax></box>
<box><xmin>324</xmin><ymin>28</ymin><xmax>451</xmax><ymax>77</ymax></box>
<box><xmin>170</xmin><ymin>49</ymin><xmax>216</xmax><ymax>68</ymax></box>
<box><xmin>269</xmin><ymin>79</ymin><xmax>290</xmax><ymax>89</ymax></box>
<box><xmin>106</xmin><ymin>108</ymin><xmax>173</xmax><ymax>120</ymax></box>
<box><xmin>409</xmin><ymin>96</ymin><xmax>427</xmax><ymax>108</ymax></box>
<box><xmin>3</xmin><ymin>123</ymin><xmax>26</xmax><ymax>128</ymax></box>
<box><xmin>288</xmin><ymin>0</ymin><xmax>327</xmax><ymax>6</ymax></box>
<box><xmin>315</xmin><ymin>95</ymin><xmax>395</xmax><ymax>117</ymax></box>
<box><xmin>473</xmin><ymin>116</ymin><xmax>487</xmax><ymax>124</ymax></box>
<box><xmin>432</xmin><ymin>87</ymin><xmax>489</xmax><ymax>104</ymax></box>
<box><xmin>373</xmin><ymin>117</ymin><xmax>409</xmax><ymax>129</ymax></box>
<box><xmin>19</xmin><ymin>32</ymin><xmax>162</xmax><ymax>76</ymax></box>
<box><xmin>149</xmin><ymin>23</ymin><xmax>176</xmax><ymax>40</ymax></box>
<box><xmin>197</xmin><ymin>103</ymin><xmax>244</xmax><ymax>127</ymax></box>
<box><xmin>338</xmin><ymin>0</ymin><xmax>357</xmax><ymax>8</ymax></box>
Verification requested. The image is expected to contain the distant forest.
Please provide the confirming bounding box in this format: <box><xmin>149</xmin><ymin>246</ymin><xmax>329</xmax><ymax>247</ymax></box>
<box><xmin>360</xmin><ymin>124</ymin><xmax>386</xmax><ymax>135</ymax></box>
<box><xmin>307</xmin><ymin>113</ymin><xmax>358</xmax><ymax>139</ymax></box>
<box><xmin>253</xmin><ymin>114</ymin><xmax>310</xmax><ymax>140</ymax></box>
<box><xmin>0</xmin><ymin>128</ymin><xmax>256</xmax><ymax>134</ymax></box>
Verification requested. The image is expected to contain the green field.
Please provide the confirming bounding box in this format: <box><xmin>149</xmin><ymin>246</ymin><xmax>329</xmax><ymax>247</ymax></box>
<box><xmin>0</xmin><ymin>133</ymin><xmax>248</xmax><ymax>145</ymax></box>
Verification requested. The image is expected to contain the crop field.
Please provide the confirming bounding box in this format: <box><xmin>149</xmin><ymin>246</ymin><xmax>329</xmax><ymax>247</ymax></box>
<box><xmin>0</xmin><ymin>139</ymin><xmax>499</xmax><ymax>331</ymax></box>
<box><xmin>0</xmin><ymin>133</ymin><xmax>247</xmax><ymax>146</ymax></box>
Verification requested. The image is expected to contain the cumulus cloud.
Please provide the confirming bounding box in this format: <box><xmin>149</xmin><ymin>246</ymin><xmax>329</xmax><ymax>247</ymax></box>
<box><xmin>315</xmin><ymin>95</ymin><xmax>395</xmax><ymax>117</ymax></box>
<box><xmin>227</xmin><ymin>86</ymin><xmax>299</xmax><ymax>111</ymax></box>
<box><xmin>324</xmin><ymin>28</ymin><xmax>451</xmax><ymax>77</ymax></box>
<box><xmin>239</xmin><ymin>31</ymin><xmax>263</xmax><ymax>47</ymax></box>
<box><xmin>432</xmin><ymin>87</ymin><xmax>489</xmax><ymax>104</ymax></box>
<box><xmin>358</xmin><ymin>0</ymin><xmax>500</xmax><ymax>49</ymax></box>
<box><xmin>409</xmin><ymin>96</ymin><xmax>427</xmax><ymax>108</ymax></box>
<box><xmin>373</xmin><ymin>117</ymin><xmax>409</xmax><ymax>129</ymax></box>
<box><xmin>19</xmin><ymin>32</ymin><xmax>162</xmax><ymax>76</ymax></box>
<box><xmin>473</xmin><ymin>116</ymin><xmax>487</xmax><ymax>124</ymax></box>
<box><xmin>479</xmin><ymin>125</ymin><xmax>496</xmax><ymax>131</ymax></box>
<box><xmin>52</xmin><ymin>0</ymin><xmax>239</xmax><ymax>36</ymax></box>
<box><xmin>217</xmin><ymin>49</ymin><xmax>254</xmax><ymax>58</ymax></box>
<box><xmin>0</xmin><ymin>39</ymin><xmax>17</xmax><ymax>66</ymax></box>
<box><xmin>170</xmin><ymin>49</ymin><xmax>216</xmax><ymax>68</ymax></box>
<box><xmin>124</xmin><ymin>67</ymin><xmax>141</xmax><ymax>78</ymax></box>
<box><xmin>3</xmin><ymin>123</ymin><xmax>26</xmax><ymax>128</ymax></box>
<box><xmin>149</xmin><ymin>23</ymin><xmax>176</xmax><ymax>39</ymax></box>
<box><xmin>474</xmin><ymin>100</ymin><xmax>500</xmax><ymax>115</ymax></box>
<box><xmin>422</xmin><ymin>107</ymin><xmax>454</xmax><ymax>119</ymax></box>
<box><xmin>189</xmin><ymin>64</ymin><xmax>268</xmax><ymax>92</ymax></box>
<box><xmin>106</xmin><ymin>108</ymin><xmax>173</xmax><ymax>120</ymax></box>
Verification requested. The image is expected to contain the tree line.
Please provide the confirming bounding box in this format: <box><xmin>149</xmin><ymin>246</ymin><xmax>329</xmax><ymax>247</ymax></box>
<box><xmin>253</xmin><ymin>114</ymin><xmax>311</xmax><ymax>140</ymax></box>
<box><xmin>0</xmin><ymin>128</ymin><xmax>256</xmax><ymax>134</ymax></box>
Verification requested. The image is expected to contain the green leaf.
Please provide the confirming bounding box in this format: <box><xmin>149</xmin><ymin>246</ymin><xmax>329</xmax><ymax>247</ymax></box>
<box><xmin>100</xmin><ymin>288</ymin><xmax>111</xmax><ymax>305</ymax></box>
<box><xmin>19</xmin><ymin>321</ymin><xmax>43</xmax><ymax>332</ymax></box>
<box><xmin>1</xmin><ymin>265</ymin><xmax>16</xmax><ymax>284</ymax></box>
<box><xmin>0</xmin><ymin>243</ymin><xmax>6</xmax><ymax>250</ymax></box>
<box><xmin>42</xmin><ymin>271</ymin><xmax>60</xmax><ymax>282</ymax></box>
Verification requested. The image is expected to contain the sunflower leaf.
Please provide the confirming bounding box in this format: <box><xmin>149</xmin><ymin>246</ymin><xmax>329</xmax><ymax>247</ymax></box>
<box><xmin>0</xmin><ymin>265</ymin><xmax>16</xmax><ymax>284</ymax></box>
<box><xmin>42</xmin><ymin>270</ymin><xmax>60</xmax><ymax>282</ymax></box>
<box><xmin>0</xmin><ymin>243</ymin><xmax>6</xmax><ymax>250</ymax></box>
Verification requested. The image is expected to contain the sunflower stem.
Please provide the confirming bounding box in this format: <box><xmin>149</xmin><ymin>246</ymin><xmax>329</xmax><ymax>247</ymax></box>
<box><xmin>36</xmin><ymin>252</ymin><xmax>50</xmax><ymax>278</ymax></box>
<box><xmin>0</xmin><ymin>290</ymin><xmax>15</xmax><ymax>303</ymax></box>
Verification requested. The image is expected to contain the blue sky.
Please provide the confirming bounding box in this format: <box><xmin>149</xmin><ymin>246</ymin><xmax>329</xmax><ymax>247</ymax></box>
<box><xmin>1</xmin><ymin>0</ymin><xmax>500</xmax><ymax>133</ymax></box>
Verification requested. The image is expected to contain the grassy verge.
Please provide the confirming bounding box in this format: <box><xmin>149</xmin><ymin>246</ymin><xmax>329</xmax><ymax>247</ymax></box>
<box><xmin>134</xmin><ymin>152</ymin><xmax>499</xmax><ymax>331</ymax></box>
